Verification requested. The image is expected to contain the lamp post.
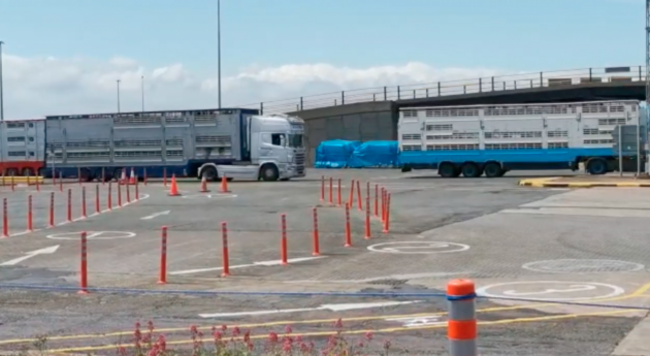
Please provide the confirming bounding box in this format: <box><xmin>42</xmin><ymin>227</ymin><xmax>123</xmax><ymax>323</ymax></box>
<box><xmin>141</xmin><ymin>75</ymin><xmax>145</xmax><ymax>112</ymax></box>
<box><xmin>217</xmin><ymin>0</ymin><xmax>222</xmax><ymax>109</ymax></box>
<box><xmin>116</xmin><ymin>79</ymin><xmax>121</xmax><ymax>113</ymax></box>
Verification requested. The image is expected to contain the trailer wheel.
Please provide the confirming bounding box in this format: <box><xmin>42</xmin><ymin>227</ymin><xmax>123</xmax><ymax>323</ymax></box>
<box><xmin>438</xmin><ymin>163</ymin><xmax>458</xmax><ymax>178</ymax></box>
<box><xmin>201</xmin><ymin>166</ymin><xmax>218</xmax><ymax>181</ymax></box>
<box><xmin>484</xmin><ymin>162</ymin><xmax>502</xmax><ymax>178</ymax></box>
<box><xmin>260</xmin><ymin>164</ymin><xmax>279</xmax><ymax>182</ymax></box>
<box><xmin>461</xmin><ymin>162</ymin><xmax>481</xmax><ymax>178</ymax></box>
<box><xmin>586</xmin><ymin>158</ymin><xmax>608</xmax><ymax>175</ymax></box>
<box><xmin>6</xmin><ymin>168</ymin><xmax>17</xmax><ymax>177</ymax></box>
<box><xmin>21</xmin><ymin>168</ymin><xmax>34</xmax><ymax>177</ymax></box>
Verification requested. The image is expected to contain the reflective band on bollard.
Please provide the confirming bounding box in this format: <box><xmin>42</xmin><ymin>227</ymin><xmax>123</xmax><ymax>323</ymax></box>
<box><xmin>447</xmin><ymin>279</ymin><xmax>477</xmax><ymax>356</ymax></box>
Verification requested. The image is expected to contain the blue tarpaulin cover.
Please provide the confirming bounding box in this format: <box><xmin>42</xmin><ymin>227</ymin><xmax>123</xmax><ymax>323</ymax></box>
<box><xmin>347</xmin><ymin>141</ymin><xmax>400</xmax><ymax>168</ymax></box>
<box><xmin>314</xmin><ymin>140</ymin><xmax>361</xmax><ymax>168</ymax></box>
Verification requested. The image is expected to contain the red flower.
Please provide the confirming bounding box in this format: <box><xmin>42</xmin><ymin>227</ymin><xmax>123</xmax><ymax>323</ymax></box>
<box><xmin>364</xmin><ymin>331</ymin><xmax>373</xmax><ymax>341</ymax></box>
<box><xmin>284</xmin><ymin>324</ymin><xmax>293</xmax><ymax>334</ymax></box>
<box><xmin>334</xmin><ymin>318</ymin><xmax>343</xmax><ymax>328</ymax></box>
<box><xmin>268</xmin><ymin>332</ymin><xmax>279</xmax><ymax>343</ymax></box>
<box><xmin>213</xmin><ymin>331</ymin><xmax>222</xmax><ymax>340</ymax></box>
<box><xmin>147</xmin><ymin>320</ymin><xmax>154</xmax><ymax>332</ymax></box>
<box><xmin>190</xmin><ymin>325</ymin><xmax>198</xmax><ymax>333</ymax></box>
<box><xmin>220</xmin><ymin>324</ymin><xmax>227</xmax><ymax>331</ymax></box>
<box><xmin>232</xmin><ymin>326</ymin><xmax>241</xmax><ymax>336</ymax></box>
<box><xmin>243</xmin><ymin>330</ymin><xmax>251</xmax><ymax>343</ymax></box>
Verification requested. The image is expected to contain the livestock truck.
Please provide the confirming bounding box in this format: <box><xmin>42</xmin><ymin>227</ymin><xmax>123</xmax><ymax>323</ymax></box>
<box><xmin>41</xmin><ymin>108</ymin><xmax>306</xmax><ymax>182</ymax></box>
<box><xmin>398</xmin><ymin>100</ymin><xmax>647</xmax><ymax>177</ymax></box>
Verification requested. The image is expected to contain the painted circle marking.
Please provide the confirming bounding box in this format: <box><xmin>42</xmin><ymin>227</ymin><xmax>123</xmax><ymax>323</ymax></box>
<box><xmin>476</xmin><ymin>281</ymin><xmax>625</xmax><ymax>301</ymax></box>
<box><xmin>367</xmin><ymin>241</ymin><xmax>470</xmax><ymax>254</ymax></box>
<box><xmin>522</xmin><ymin>259</ymin><xmax>645</xmax><ymax>273</ymax></box>
<box><xmin>181</xmin><ymin>193</ymin><xmax>237</xmax><ymax>199</ymax></box>
<box><xmin>46</xmin><ymin>231</ymin><xmax>136</xmax><ymax>241</ymax></box>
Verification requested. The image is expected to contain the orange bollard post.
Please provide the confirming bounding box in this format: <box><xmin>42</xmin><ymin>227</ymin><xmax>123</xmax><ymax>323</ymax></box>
<box><xmin>135</xmin><ymin>177</ymin><xmax>139</xmax><ymax>200</ymax></box>
<box><xmin>221</xmin><ymin>222</ymin><xmax>230</xmax><ymax>277</ymax></box>
<box><xmin>328</xmin><ymin>177</ymin><xmax>333</xmax><ymax>204</ymax></box>
<box><xmin>27</xmin><ymin>174</ymin><xmax>31</xmax><ymax>187</ymax></box>
<box><xmin>11</xmin><ymin>174</ymin><xmax>15</xmax><ymax>192</ymax></box>
<box><xmin>320</xmin><ymin>175</ymin><xmax>325</xmax><ymax>202</ymax></box>
<box><xmin>27</xmin><ymin>195</ymin><xmax>33</xmax><ymax>232</ymax></box>
<box><xmin>95</xmin><ymin>184</ymin><xmax>100</xmax><ymax>214</ymax></box>
<box><xmin>381</xmin><ymin>187</ymin><xmax>386</xmax><ymax>222</ymax></box>
<box><xmin>447</xmin><ymin>279</ymin><xmax>477</xmax><ymax>356</ymax></box>
<box><xmin>48</xmin><ymin>192</ymin><xmax>54</xmax><ymax>227</ymax></box>
<box><xmin>81</xmin><ymin>186</ymin><xmax>87</xmax><ymax>218</ymax></box>
<box><xmin>356</xmin><ymin>180</ymin><xmax>362</xmax><ymax>211</ymax></box>
<box><xmin>344</xmin><ymin>203</ymin><xmax>352</xmax><ymax>247</ymax></box>
<box><xmin>383</xmin><ymin>193</ymin><xmax>391</xmax><ymax>233</ymax></box>
<box><xmin>348</xmin><ymin>179</ymin><xmax>355</xmax><ymax>208</ymax></box>
<box><xmin>126</xmin><ymin>181</ymin><xmax>131</xmax><ymax>203</ymax></box>
<box><xmin>67</xmin><ymin>189</ymin><xmax>72</xmax><ymax>222</ymax></box>
<box><xmin>219</xmin><ymin>175</ymin><xmax>230</xmax><ymax>193</ymax></box>
<box><xmin>337</xmin><ymin>178</ymin><xmax>342</xmax><ymax>206</ymax></box>
<box><xmin>280</xmin><ymin>213</ymin><xmax>288</xmax><ymax>265</ymax></box>
<box><xmin>364</xmin><ymin>195</ymin><xmax>371</xmax><ymax>239</ymax></box>
<box><xmin>158</xmin><ymin>226</ymin><xmax>168</xmax><ymax>284</ymax></box>
<box><xmin>312</xmin><ymin>207</ymin><xmax>320</xmax><ymax>256</ymax></box>
<box><xmin>2</xmin><ymin>198</ymin><xmax>7</xmax><ymax>237</ymax></box>
<box><xmin>108</xmin><ymin>182</ymin><xmax>113</xmax><ymax>210</ymax></box>
<box><xmin>374</xmin><ymin>184</ymin><xmax>379</xmax><ymax>217</ymax></box>
<box><xmin>35</xmin><ymin>175</ymin><xmax>40</xmax><ymax>192</ymax></box>
<box><xmin>78</xmin><ymin>231</ymin><xmax>89</xmax><ymax>294</ymax></box>
<box><xmin>366</xmin><ymin>181</ymin><xmax>370</xmax><ymax>204</ymax></box>
<box><xmin>117</xmin><ymin>182</ymin><xmax>122</xmax><ymax>207</ymax></box>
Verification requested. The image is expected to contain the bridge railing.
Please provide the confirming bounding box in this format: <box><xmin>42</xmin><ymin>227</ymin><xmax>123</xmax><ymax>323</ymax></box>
<box><xmin>236</xmin><ymin>65</ymin><xmax>646</xmax><ymax>114</ymax></box>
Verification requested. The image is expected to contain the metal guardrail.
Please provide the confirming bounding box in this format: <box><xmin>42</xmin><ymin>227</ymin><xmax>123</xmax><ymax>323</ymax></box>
<box><xmin>235</xmin><ymin>66</ymin><xmax>647</xmax><ymax>115</ymax></box>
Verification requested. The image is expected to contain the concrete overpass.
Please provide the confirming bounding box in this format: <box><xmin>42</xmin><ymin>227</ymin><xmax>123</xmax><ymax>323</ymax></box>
<box><xmin>246</xmin><ymin>66</ymin><xmax>647</xmax><ymax>165</ymax></box>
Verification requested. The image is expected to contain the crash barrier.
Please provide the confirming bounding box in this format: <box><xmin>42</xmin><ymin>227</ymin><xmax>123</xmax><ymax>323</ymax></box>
<box><xmin>0</xmin><ymin>181</ymin><xmax>141</xmax><ymax>238</ymax></box>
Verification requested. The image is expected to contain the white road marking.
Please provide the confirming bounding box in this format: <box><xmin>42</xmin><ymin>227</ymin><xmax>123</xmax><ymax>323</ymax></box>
<box><xmin>0</xmin><ymin>245</ymin><xmax>60</xmax><ymax>266</ymax></box>
<box><xmin>170</xmin><ymin>256</ymin><xmax>326</xmax><ymax>275</ymax></box>
<box><xmin>199</xmin><ymin>301</ymin><xmax>421</xmax><ymax>318</ymax></box>
<box><xmin>141</xmin><ymin>210</ymin><xmax>171</xmax><ymax>220</ymax></box>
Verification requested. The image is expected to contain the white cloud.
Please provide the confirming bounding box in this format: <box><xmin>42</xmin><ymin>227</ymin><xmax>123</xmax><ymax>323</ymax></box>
<box><xmin>0</xmin><ymin>54</ymin><xmax>509</xmax><ymax>119</ymax></box>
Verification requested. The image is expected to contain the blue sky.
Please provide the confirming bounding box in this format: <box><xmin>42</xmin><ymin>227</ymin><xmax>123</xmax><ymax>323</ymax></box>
<box><xmin>0</xmin><ymin>0</ymin><xmax>643</xmax><ymax>74</ymax></box>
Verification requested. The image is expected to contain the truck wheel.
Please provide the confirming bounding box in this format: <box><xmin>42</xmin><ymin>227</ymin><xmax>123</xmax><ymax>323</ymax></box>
<box><xmin>6</xmin><ymin>168</ymin><xmax>18</xmax><ymax>177</ymax></box>
<box><xmin>21</xmin><ymin>168</ymin><xmax>34</xmax><ymax>177</ymax></box>
<box><xmin>201</xmin><ymin>166</ymin><xmax>218</xmax><ymax>181</ymax></box>
<box><xmin>587</xmin><ymin>158</ymin><xmax>608</xmax><ymax>175</ymax></box>
<box><xmin>260</xmin><ymin>164</ymin><xmax>279</xmax><ymax>182</ymax></box>
<box><xmin>461</xmin><ymin>162</ymin><xmax>481</xmax><ymax>178</ymax></box>
<box><xmin>438</xmin><ymin>163</ymin><xmax>458</xmax><ymax>178</ymax></box>
<box><xmin>484</xmin><ymin>162</ymin><xmax>502</xmax><ymax>178</ymax></box>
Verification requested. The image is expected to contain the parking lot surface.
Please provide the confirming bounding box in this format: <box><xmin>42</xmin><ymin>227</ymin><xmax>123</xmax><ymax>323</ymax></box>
<box><xmin>0</xmin><ymin>169</ymin><xmax>648</xmax><ymax>355</ymax></box>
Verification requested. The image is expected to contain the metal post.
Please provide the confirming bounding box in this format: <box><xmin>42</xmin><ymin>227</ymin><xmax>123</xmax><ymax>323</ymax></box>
<box><xmin>479</xmin><ymin>78</ymin><xmax>482</xmax><ymax>93</ymax></box>
<box><xmin>397</xmin><ymin>86</ymin><xmax>401</xmax><ymax>100</ymax></box>
<box><xmin>300</xmin><ymin>97</ymin><xmax>303</xmax><ymax>110</ymax></box>
<box><xmin>491</xmin><ymin>76</ymin><xmax>495</xmax><ymax>91</ymax></box>
<box><xmin>383</xmin><ymin>86</ymin><xmax>387</xmax><ymax>101</ymax></box>
<box><xmin>259</xmin><ymin>102</ymin><xmax>263</xmax><ymax>115</ymax></box>
<box><xmin>539</xmin><ymin>72</ymin><xmax>543</xmax><ymax>87</ymax></box>
<box><xmin>0</xmin><ymin>40</ymin><xmax>4</xmax><ymax>122</ymax></box>
<box><xmin>217</xmin><ymin>0</ymin><xmax>222</xmax><ymax>109</ymax></box>
<box><xmin>618</xmin><ymin>125</ymin><xmax>623</xmax><ymax>177</ymax></box>
<box><xmin>116</xmin><ymin>80</ymin><xmax>121</xmax><ymax>113</ymax></box>
<box><xmin>438</xmin><ymin>82</ymin><xmax>441</xmax><ymax>96</ymax></box>
<box><xmin>341</xmin><ymin>91</ymin><xmax>345</xmax><ymax>105</ymax></box>
<box><xmin>141</xmin><ymin>75</ymin><xmax>145</xmax><ymax>112</ymax></box>
<box><xmin>637</xmin><ymin>122</ymin><xmax>641</xmax><ymax>176</ymax></box>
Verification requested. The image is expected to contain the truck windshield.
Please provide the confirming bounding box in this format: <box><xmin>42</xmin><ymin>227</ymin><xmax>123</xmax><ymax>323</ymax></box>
<box><xmin>287</xmin><ymin>134</ymin><xmax>303</xmax><ymax>148</ymax></box>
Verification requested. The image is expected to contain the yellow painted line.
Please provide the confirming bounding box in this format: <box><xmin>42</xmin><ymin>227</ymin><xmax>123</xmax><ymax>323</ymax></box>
<box><xmin>44</xmin><ymin>308</ymin><xmax>642</xmax><ymax>353</ymax></box>
<box><xmin>3</xmin><ymin>281</ymin><xmax>650</xmax><ymax>347</ymax></box>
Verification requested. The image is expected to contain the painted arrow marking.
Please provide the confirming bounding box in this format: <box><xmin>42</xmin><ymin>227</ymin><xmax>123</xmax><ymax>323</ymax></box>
<box><xmin>170</xmin><ymin>256</ymin><xmax>326</xmax><ymax>276</ymax></box>
<box><xmin>199</xmin><ymin>300</ymin><xmax>421</xmax><ymax>318</ymax></box>
<box><xmin>0</xmin><ymin>245</ymin><xmax>60</xmax><ymax>266</ymax></box>
<box><xmin>141</xmin><ymin>210</ymin><xmax>171</xmax><ymax>220</ymax></box>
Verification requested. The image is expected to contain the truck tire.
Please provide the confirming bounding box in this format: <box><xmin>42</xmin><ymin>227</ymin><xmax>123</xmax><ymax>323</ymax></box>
<box><xmin>260</xmin><ymin>164</ymin><xmax>279</xmax><ymax>182</ymax></box>
<box><xmin>21</xmin><ymin>168</ymin><xmax>34</xmax><ymax>177</ymax></box>
<box><xmin>586</xmin><ymin>158</ymin><xmax>608</xmax><ymax>175</ymax></box>
<box><xmin>484</xmin><ymin>162</ymin><xmax>502</xmax><ymax>178</ymax></box>
<box><xmin>201</xmin><ymin>166</ymin><xmax>218</xmax><ymax>181</ymax></box>
<box><xmin>461</xmin><ymin>162</ymin><xmax>481</xmax><ymax>178</ymax></box>
<box><xmin>438</xmin><ymin>163</ymin><xmax>458</xmax><ymax>178</ymax></box>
